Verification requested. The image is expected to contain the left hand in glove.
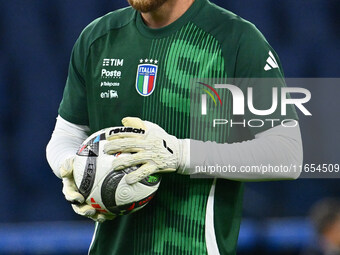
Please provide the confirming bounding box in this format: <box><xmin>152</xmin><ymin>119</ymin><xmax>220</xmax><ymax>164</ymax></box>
<box><xmin>103</xmin><ymin>117</ymin><xmax>188</xmax><ymax>184</ymax></box>
<box><xmin>60</xmin><ymin>157</ymin><xmax>116</xmax><ymax>222</ymax></box>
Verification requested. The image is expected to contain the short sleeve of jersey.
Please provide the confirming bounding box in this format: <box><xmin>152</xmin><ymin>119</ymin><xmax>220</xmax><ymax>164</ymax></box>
<box><xmin>58</xmin><ymin>34</ymin><xmax>89</xmax><ymax>125</ymax></box>
<box><xmin>233</xmin><ymin>22</ymin><xmax>298</xmax><ymax>135</ymax></box>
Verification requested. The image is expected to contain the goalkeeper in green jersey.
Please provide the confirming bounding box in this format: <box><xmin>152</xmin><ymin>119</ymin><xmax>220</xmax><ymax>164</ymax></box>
<box><xmin>46</xmin><ymin>0</ymin><xmax>303</xmax><ymax>254</ymax></box>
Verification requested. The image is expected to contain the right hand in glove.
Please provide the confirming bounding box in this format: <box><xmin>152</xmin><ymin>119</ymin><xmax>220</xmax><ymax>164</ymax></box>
<box><xmin>60</xmin><ymin>157</ymin><xmax>115</xmax><ymax>222</ymax></box>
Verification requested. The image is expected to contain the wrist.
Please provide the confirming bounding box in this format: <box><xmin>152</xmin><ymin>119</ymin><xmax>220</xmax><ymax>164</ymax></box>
<box><xmin>177</xmin><ymin>139</ymin><xmax>190</xmax><ymax>175</ymax></box>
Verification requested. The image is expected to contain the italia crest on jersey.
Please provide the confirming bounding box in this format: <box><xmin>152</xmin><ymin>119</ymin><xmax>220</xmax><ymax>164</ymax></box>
<box><xmin>135</xmin><ymin>60</ymin><xmax>158</xmax><ymax>96</ymax></box>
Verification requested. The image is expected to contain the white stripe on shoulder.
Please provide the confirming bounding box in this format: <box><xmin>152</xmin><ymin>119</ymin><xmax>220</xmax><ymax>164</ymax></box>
<box><xmin>205</xmin><ymin>178</ymin><xmax>220</xmax><ymax>255</ymax></box>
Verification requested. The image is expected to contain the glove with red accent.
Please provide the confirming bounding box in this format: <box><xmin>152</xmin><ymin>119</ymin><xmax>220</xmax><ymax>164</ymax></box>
<box><xmin>60</xmin><ymin>156</ymin><xmax>115</xmax><ymax>222</ymax></box>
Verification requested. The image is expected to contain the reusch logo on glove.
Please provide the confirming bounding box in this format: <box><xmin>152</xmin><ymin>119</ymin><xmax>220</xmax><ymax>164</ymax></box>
<box><xmin>109</xmin><ymin>127</ymin><xmax>145</xmax><ymax>135</ymax></box>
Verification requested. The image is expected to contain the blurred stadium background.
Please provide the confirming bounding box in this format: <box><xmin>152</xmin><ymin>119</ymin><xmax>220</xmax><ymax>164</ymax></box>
<box><xmin>0</xmin><ymin>0</ymin><xmax>339</xmax><ymax>254</ymax></box>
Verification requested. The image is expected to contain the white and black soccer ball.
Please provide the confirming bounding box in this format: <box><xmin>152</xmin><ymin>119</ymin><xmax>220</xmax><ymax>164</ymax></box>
<box><xmin>73</xmin><ymin>127</ymin><xmax>161</xmax><ymax>217</ymax></box>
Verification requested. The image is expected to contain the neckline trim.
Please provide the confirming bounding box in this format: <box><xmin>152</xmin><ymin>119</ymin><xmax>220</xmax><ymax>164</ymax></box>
<box><xmin>135</xmin><ymin>0</ymin><xmax>206</xmax><ymax>38</ymax></box>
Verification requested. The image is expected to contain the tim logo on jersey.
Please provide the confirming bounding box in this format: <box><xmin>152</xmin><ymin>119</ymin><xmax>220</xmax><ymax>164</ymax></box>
<box><xmin>135</xmin><ymin>59</ymin><xmax>158</xmax><ymax>96</ymax></box>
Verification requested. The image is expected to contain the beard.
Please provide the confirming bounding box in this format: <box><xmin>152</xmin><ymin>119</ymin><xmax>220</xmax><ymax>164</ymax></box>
<box><xmin>127</xmin><ymin>0</ymin><xmax>168</xmax><ymax>13</ymax></box>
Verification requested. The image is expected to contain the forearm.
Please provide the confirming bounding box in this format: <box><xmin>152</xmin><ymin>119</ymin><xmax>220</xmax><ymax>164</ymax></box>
<box><xmin>180</xmin><ymin>123</ymin><xmax>303</xmax><ymax>181</ymax></box>
<box><xmin>46</xmin><ymin>116</ymin><xmax>89</xmax><ymax>178</ymax></box>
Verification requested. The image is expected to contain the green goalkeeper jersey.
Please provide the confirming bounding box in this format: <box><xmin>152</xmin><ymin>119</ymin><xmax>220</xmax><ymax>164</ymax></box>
<box><xmin>59</xmin><ymin>0</ymin><xmax>297</xmax><ymax>254</ymax></box>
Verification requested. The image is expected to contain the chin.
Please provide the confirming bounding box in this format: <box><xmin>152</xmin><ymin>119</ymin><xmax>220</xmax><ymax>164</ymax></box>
<box><xmin>128</xmin><ymin>0</ymin><xmax>167</xmax><ymax>13</ymax></box>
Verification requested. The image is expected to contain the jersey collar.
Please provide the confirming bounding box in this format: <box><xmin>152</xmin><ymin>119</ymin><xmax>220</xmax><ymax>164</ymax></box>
<box><xmin>135</xmin><ymin>0</ymin><xmax>206</xmax><ymax>38</ymax></box>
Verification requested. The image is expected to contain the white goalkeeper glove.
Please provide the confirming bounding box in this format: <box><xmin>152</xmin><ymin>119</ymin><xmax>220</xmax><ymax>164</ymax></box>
<box><xmin>104</xmin><ymin>117</ymin><xmax>189</xmax><ymax>184</ymax></box>
<box><xmin>60</xmin><ymin>157</ymin><xmax>115</xmax><ymax>222</ymax></box>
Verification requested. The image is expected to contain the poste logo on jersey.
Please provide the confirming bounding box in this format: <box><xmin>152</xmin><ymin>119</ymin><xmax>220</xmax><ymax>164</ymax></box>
<box><xmin>135</xmin><ymin>59</ymin><xmax>158</xmax><ymax>96</ymax></box>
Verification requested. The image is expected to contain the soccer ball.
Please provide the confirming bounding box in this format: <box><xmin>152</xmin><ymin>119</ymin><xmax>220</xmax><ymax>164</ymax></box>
<box><xmin>73</xmin><ymin>127</ymin><xmax>161</xmax><ymax>217</ymax></box>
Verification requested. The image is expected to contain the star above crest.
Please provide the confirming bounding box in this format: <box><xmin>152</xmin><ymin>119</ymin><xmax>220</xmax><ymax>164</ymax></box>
<box><xmin>139</xmin><ymin>59</ymin><xmax>158</xmax><ymax>65</ymax></box>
